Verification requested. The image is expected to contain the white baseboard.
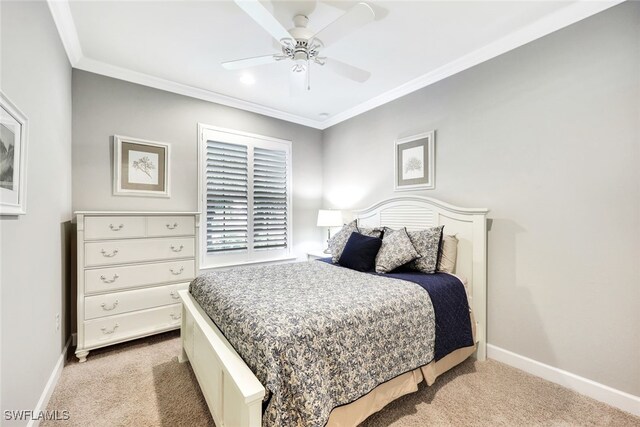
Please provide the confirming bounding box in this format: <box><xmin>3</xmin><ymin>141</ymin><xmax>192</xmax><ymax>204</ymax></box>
<box><xmin>487</xmin><ymin>344</ymin><xmax>640</xmax><ymax>417</ymax></box>
<box><xmin>27</xmin><ymin>337</ymin><xmax>71</xmax><ymax>427</ymax></box>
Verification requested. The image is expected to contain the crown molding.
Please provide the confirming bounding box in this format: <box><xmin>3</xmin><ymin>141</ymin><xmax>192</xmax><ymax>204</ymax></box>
<box><xmin>320</xmin><ymin>0</ymin><xmax>625</xmax><ymax>129</ymax></box>
<box><xmin>47</xmin><ymin>0</ymin><xmax>83</xmax><ymax>66</ymax></box>
<box><xmin>48</xmin><ymin>0</ymin><xmax>623</xmax><ymax>131</ymax></box>
<box><xmin>74</xmin><ymin>57</ymin><xmax>325</xmax><ymax>129</ymax></box>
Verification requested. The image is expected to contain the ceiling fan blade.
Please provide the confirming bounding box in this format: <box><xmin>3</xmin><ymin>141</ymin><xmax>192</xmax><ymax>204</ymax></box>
<box><xmin>221</xmin><ymin>54</ymin><xmax>278</xmax><ymax>70</ymax></box>
<box><xmin>312</xmin><ymin>2</ymin><xmax>375</xmax><ymax>48</ymax></box>
<box><xmin>324</xmin><ymin>58</ymin><xmax>370</xmax><ymax>83</ymax></box>
<box><xmin>233</xmin><ymin>0</ymin><xmax>291</xmax><ymax>44</ymax></box>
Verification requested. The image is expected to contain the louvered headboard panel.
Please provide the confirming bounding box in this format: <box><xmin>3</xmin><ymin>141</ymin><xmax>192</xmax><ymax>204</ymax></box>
<box><xmin>355</xmin><ymin>196</ymin><xmax>489</xmax><ymax>361</ymax></box>
<box><xmin>378</xmin><ymin>205</ymin><xmax>435</xmax><ymax>230</ymax></box>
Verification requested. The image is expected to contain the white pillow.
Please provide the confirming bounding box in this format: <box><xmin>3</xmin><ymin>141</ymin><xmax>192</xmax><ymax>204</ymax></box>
<box><xmin>437</xmin><ymin>234</ymin><xmax>458</xmax><ymax>273</ymax></box>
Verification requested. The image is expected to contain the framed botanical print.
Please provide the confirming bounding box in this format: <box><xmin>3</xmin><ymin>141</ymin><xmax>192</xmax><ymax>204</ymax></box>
<box><xmin>394</xmin><ymin>130</ymin><xmax>435</xmax><ymax>191</ymax></box>
<box><xmin>0</xmin><ymin>92</ymin><xmax>29</xmax><ymax>215</ymax></box>
<box><xmin>113</xmin><ymin>135</ymin><xmax>170</xmax><ymax>197</ymax></box>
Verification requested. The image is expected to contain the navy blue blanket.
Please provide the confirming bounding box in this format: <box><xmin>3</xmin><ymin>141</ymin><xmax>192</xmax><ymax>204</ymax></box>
<box><xmin>318</xmin><ymin>258</ymin><xmax>473</xmax><ymax>361</ymax></box>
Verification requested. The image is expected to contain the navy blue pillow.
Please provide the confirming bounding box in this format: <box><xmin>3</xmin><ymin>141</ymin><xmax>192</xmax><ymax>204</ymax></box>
<box><xmin>338</xmin><ymin>232</ymin><xmax>383</xmax><ymax>272</ymax></box>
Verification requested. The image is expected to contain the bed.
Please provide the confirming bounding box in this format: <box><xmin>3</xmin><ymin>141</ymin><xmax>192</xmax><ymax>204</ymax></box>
<box><xmin>178</xmin><ymin>196</ymin><xmax>488</xmax><ymax>427</ymax></box>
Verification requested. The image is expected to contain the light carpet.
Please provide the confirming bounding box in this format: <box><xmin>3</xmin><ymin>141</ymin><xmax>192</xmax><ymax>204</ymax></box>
<box><xmin>43</xmin><ymin>331</ymin><xmax>639</xmax><ymax>427</ymax></box>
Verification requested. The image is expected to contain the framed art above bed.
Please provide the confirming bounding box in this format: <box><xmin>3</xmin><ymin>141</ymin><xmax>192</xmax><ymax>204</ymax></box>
<box><xmin>394</xmin><ymin>131</ymin><xmax>435</xmax><ymax>191</ymax></box>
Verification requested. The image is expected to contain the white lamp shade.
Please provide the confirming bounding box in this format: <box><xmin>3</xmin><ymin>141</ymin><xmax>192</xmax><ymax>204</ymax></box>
<box><xmin>317</xmin><ymin>210</ymin><xmax>343</xmax><ymax>227</ymax></box>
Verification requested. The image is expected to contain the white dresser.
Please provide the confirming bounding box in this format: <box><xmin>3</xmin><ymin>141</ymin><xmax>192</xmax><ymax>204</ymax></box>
<box><xmin>75</xmin><ymin>211</ymin><xmax>200</xmax><ymax>362</ymax></box>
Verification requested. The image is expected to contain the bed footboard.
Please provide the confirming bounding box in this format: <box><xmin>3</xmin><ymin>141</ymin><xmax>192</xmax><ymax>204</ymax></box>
<box><xmin>179</xmin><ymin>290</ymin><xmax>265</xmax><ymax>427</ymax></box>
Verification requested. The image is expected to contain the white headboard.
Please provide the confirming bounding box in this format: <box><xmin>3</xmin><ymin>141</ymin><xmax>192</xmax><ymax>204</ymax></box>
<box><xmin>356</xmin><ymin>196</ymin><xmax>489</xmax><ymax>361</ymax></box>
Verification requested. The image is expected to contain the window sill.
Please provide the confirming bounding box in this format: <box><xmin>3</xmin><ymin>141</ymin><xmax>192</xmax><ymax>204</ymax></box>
<box><xmin>200</xmin><ymin>256</ymin><xmax>298</xmax><ymax>272</ymax></box>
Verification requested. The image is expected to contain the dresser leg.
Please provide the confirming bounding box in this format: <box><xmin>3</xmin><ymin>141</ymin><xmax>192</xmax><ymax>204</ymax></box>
<box><xmin>76</xmin><ymin>350</ymin><xmax>89</xmax><ymax>363</ymax></box>
<box><xmin>178</xmin><ymin>347</ymin><xmax>189</xmax><ymax>363</ymax></box>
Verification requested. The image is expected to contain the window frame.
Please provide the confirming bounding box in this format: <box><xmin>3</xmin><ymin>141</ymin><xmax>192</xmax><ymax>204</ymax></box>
<box><xmin>198</xmin><ymin>123</ymin><xmax>294</xmax><ymax>270</ymax></box>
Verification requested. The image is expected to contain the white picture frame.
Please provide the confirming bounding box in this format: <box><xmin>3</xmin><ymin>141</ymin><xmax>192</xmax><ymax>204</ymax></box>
<box><xmin>394</xmin><ymin>130</ymin><xmax>435</xmax><ymax>191</ymax></box>
<box><xmin>0</xmin><ymin>92</ymin><xmax>29</xmax><ymax>215</ymax></box>
<box><xmin>113</xmin><ymin>135</ymin><xmax>170</xmax><ymax>198</ymax></box>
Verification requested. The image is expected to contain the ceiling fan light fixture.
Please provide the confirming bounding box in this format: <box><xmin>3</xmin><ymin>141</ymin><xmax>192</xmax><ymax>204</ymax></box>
<box><xmin>293</xmin><ymin>49</ymin><xmax>308</xmax><ymax>62</ymax></box>
<box><xmin>292</xmin><ymin>56</ymin><xmax>308</xmax><ymax>72</ymax></box>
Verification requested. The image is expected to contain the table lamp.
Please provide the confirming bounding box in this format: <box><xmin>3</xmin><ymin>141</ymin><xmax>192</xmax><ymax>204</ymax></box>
<box><xmin>317</xmin><ymin>209</ymin><xmax>343</xmax><ymax>244</ymax></box>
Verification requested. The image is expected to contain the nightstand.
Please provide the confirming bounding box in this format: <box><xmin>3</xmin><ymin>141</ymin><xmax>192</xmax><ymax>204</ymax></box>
<box><xmin>307</xmin><ymin>250</ymin><xmax>330</xmax><ymax>261</ymax></box>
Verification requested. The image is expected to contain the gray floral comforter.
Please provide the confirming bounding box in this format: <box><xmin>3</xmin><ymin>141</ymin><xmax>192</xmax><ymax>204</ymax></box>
<box><xmin>189</xmin><ymin>261</ymin><xmax>435</xmax><ymax>427</ymax></box>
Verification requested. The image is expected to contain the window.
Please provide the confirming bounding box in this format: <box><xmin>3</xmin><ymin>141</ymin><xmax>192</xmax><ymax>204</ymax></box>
<box><xmin>199</xmin><ymin>125</ymin><xmax>292</xmax><ymax>268</ymax></box>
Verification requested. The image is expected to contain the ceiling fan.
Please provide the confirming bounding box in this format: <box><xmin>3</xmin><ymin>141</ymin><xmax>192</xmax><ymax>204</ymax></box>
<box><xmin>222</xmin><ymin>0</ymin><xmax>376</xmax><ymax>91</ymax></box>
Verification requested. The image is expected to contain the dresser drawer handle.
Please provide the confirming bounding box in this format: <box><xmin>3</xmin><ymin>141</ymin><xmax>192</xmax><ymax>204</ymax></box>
<box><xmin>109</xmin><ymin>224</ymin><xmax>124</xmax><ymax>231</ymax></box>
<box><xmin>170</xmin><ymin>245</ymin><xmax>184</xmax><ymax>253</ymax></box>
<box><xmin>101</xmin><ymin>324</ymin><xmax>119</xmax><ymax>335</ymax></box>
<box><xmin>170</xmin><ymin>291</ymin><xmax>181</xmax><ymax>300</ymax></box>
<box><xmin>99</xmin><ymin>274</ymin><xmax>119</xmax><ymax>283</ymax></box>
<box><xmin>101</xmin><ymin>300</ymin><xmax>119</xmax><ymax>311</ymax></box>
<box><xmin>170</xmin><ymin>266</ymin><xmax>184</xmax><ymax>275</ymax></box>
<box><xmin>101</xmin><ymin>249</ymin><xmax>119</xmax><ymax>258</ymax></box>
<box><xmin>170</xmin><ymin>313</ymin><xmax>181</xmax><ymax>321</ymax></box>
<box><xmin>166</xmin><ymin>222</ymin><xmax>179</xmax><ymax>230</ymax></box>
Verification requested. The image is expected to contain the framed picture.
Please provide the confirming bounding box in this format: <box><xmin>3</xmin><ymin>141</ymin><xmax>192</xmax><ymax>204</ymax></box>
<box><xmin>394</xmin><ymin>130</ymin><xmax>435</xmax><ymax>191</ymax></box>
<box><xmin>113</xmin><ymin>135</ymin><xmax>170</xmax><ymax>197</ymax></box>
<box><xmin>0</xmin><ymin>92</ymin><xmax>29</xmax><ymax>215</ymax></box>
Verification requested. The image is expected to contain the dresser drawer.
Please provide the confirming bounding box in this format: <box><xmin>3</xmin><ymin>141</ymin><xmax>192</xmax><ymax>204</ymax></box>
<box><xmin>84</xmin><ymin>237</ymin><xmax>195</xmax><ymax>267</ymax></box>
<box><xmin>83</xmin><ymin>304</ymin><xmax>182</xmax><ymax>349</ymax></box>
<box><xmin>147</xmin><ymin>216</ymin><xmax>195</xmax><ymax>237</ymax></box>
<box><xmin>84</xmin><ymin>282</ymin><xmax>188</xmax><ymax>320</ymax></box>
<box><xmin>85</xmin><ymin>260</ymin><xmax>195</xmax><ymax>294</ymax></box>
<box><xmin>84</xmin><ymin>216</ymin><xmax>145</xmax><ymax>240</ymax></box>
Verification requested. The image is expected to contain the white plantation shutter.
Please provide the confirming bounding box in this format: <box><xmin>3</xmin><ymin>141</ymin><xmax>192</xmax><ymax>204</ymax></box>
<box><xmin>206</xmin><ymin>141</ymin><xmax>249</xmax><ymax>253</ymax></box>
<box><xmin>253</xmin><ymin>147</ymin><xmax>288</xmax><ymax>250</ymax></box>
<box><xmin>201</xmin><ymin>126</ymin><xmax>291</xmax><ymax>266</ymax></box>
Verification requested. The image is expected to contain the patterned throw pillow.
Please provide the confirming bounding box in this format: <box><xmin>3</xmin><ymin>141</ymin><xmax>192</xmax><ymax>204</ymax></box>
<box><xmin>327</xmin><ymin>220</ymin><xmax>359</xmax><ymax>263</ymax></box>
<box><xmin>357</xmin><ymin>226</ymin><xmax>384</xmax><ymax>239</ymax></box>
<box><xmin>375</xmin><ymin>228</ymin><xmax>421</xmax><ymax>273</ymax></box>
<box><xmin>407</xmin><ymin>226</ymin><xmax>445</xmax><ymax>274</ymax></box>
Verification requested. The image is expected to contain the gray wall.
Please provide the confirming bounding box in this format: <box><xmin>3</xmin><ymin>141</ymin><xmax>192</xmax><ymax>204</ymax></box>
<box><xmin>0</xmin><ymin>0</ymin><xmax>73</xmax><ymax>422</ymax></box>
<box><xmin>72</xmin><ymin>70</ymin><xmax>324</xmax><ymax>260</ymax></box>
<box><xmin>322</xmin><ymin>2</ymin><xmax>639</xmax><ymax>395</ymax></box>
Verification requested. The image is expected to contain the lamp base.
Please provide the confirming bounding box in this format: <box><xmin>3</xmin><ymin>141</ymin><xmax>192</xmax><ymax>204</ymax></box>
<box><xmin>325</xmin><ymin>229</ymin><xmax>332</xmax><ymax>254</ymax></box>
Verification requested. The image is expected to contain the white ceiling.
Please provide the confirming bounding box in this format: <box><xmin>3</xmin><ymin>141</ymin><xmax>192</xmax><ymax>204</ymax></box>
<box><xmin>49</xmin><ymin>1</ymin><xmax>621</xmax><ymax>129</ymax></box>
